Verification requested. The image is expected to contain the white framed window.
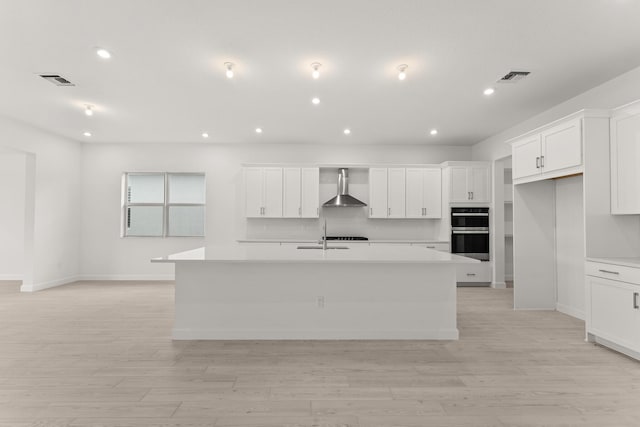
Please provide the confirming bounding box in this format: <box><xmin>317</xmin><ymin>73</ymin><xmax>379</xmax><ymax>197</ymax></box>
<box><xmin>122</xmin><ymin>172</ymin><xmax>205</xmax><ymax>237</ymax></box>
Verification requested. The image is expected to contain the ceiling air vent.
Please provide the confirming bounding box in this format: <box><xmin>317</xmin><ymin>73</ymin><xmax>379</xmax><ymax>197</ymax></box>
<box><xmin>39</xmin><ymin>74</ymin><xmax>75</xmax><ymax>86</ymax></box>
<box><xmin>497</xmin><ymin>70</ymin><xmax>530</xmax><ymax>84</ymax></box>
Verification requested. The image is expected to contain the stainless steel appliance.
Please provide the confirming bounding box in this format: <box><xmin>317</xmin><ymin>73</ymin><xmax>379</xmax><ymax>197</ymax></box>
<box><xmin>451</xmin><ymin>207</ymin><xmax>490</xmax><ymax>261</ymax></box>
<box><xmin>322</xmin><ymin>168</ymin><xmax>367</xmax><ymax>207</ymax></box>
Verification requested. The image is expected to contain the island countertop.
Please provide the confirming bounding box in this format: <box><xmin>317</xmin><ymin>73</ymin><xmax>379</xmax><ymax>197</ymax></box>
<box><xmin>152</xmin><ymin>243</ymin><xmax>478</xmax><ymax>264</ymax></box>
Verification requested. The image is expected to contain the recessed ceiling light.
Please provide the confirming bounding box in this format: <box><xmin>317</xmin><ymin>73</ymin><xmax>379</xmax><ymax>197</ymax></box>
<box><xmin>255</xmin><ymin>128</ymin><xmax>263</xmax><ymax>134</ymax></box>
<box><xmin>202</xmin><ymin>132</ymin><xmax>209</xmax><ymax>138</ymax></box>
<box><xmin>224</xmin><ymin>62</ymin><xmax>234</xmax><ymax>79</ymax></box>
<box><xmin>312</xmin><ymin>97</ymin><xmax>320</xmax><ymax>105</ymax></box>
<box><xmin>83</xmin><ymin>131</ymin><xmax>92</xmax><ymax>137</ymax></box>
<box><xmin>430</xmin><ymin>129</ymin><xmax>438</xmax><ymax>136</ymax></box>
<box><xmin>483</xmin><ymin>87</ymin><xmax>495</xmax><ymax>96</ymax></box>
<box><xmin>397</xmin><ymin>64</ymin><xmax>408</xmax><ymax>81</ymax></box>
<box><xmin>96</xmin><ymin>48</ymin><xmax>111</xmax><ymax>59</ymax></box>
<box><xmin>311</xmin><ymin>62</ymin><xmax>321</xmax><ymax>79</ymax></box>
<box><xmin>84</xmin><ymin>105</ymin><xmax>94</xmax><ymax>116</ymax></box>
<box><xmin>343</xmin><ymin>129</ymin><xmax>351</xmax><ymax>135</ymax></box>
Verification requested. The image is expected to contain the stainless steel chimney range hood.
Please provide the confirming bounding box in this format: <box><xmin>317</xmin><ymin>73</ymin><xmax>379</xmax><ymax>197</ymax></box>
<box><xmin>322</xmin><ymin>168</ymin><xmax>367</xmax><ymax>208</ymax></box>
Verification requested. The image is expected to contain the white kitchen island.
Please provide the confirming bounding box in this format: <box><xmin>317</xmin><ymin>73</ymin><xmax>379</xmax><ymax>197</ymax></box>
<box><xmin>153</xmin><ymin>244</ymin><xmax>477</xmax><ymax>340</ymax></box>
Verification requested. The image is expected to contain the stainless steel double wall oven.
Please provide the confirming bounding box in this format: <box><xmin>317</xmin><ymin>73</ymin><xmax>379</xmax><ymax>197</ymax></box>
<box><xmin>451</xmin><ymin>207</ymin><xmax>490</xmax><ymax>261</ymax></box>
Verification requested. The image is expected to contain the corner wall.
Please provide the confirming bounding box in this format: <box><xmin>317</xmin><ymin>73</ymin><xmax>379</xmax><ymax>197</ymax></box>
<box><xmin>0</xmin><ymin>116</ymin><xmax>82</xmax><ymax>291</ymax></box>
<box><xmin>0</xmin><ymin>151</ymin><xmax>26</xmax><ymax>279</ymax></box>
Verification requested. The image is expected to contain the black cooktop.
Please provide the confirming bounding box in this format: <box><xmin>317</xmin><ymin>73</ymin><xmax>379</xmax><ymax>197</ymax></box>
<box><xmin>325</xmin><ymin>236</ymin><xmax>369</xmax><ymax>241</ymax></box>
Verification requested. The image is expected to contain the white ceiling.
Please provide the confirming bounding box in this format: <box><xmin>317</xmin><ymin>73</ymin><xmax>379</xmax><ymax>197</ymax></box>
<box><xmin>2</xmin><ymin>0</ymin><xmax>640</xmax><ymax>146</ymax></box>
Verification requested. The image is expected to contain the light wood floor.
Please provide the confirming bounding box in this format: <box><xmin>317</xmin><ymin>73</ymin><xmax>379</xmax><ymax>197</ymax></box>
<box><xmin>1</xmin><ymin>280</ymin><xmax>639</xmax><ymax>427</ymax></box>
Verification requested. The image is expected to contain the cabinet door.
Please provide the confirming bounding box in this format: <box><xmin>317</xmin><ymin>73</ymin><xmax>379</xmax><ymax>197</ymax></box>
<box><xmin>300</xmin><ymin>167</ymin><xmax>320</xmax><ymax>218</ymax></box>
<box><xmin>369</xmin><ymin>168</ymin><xmax>388</xmax><ymax>218</ymax></box>
<box><xmin>387</xmin><ymin>168</ymin><xmax>406</xmax><ymax>218</ymax></box>
<box><xmin>512</xmin><ymin>135</ymin><xmax>542</xmax><ymax>180</ymax></box>
<box><xmin>588</xmin><ymin>276</ymin><xmax>640</xmax><ymax>352</ymax></box>
<box><xmin>244</xmin><ymin>167</ymin><xmax>264</xmax><ymax>218</ymax></box>
<box><xmin>449</xmin><ymin>166</ymin><xmax>469</xmax><ymax>202</ymax></box>
<box><xmin>405</xmin><ymin>168</ymin><xmax>424</xmax><ymax>218</ymax></box>
<box><xmin>262</xmin><ymin>168</ymin><xmax>283</xmax><ymax>218</ymax></box>
<box><xmin>469</xmin><ymin>165</ymin><xmax>490</xmax><ymax>203</ymax></box>
<box><xmin>282</xmin><ymin>168</ymin><xmax>301</xmax><ymax>218</ymax></box>
<box><xmin>541</xmin><ymin>118</ymin><xmax>582</xmax><ymax>174</ymax></box>
<box><xmin>423</xmin><ymin>168</ymin><xmax>442</xmax><ymax>218</ymax></box>
<box><xmin>611</xmin><ymin>110</ymin><xmax>640</xmax><ymax>214</ymax></box>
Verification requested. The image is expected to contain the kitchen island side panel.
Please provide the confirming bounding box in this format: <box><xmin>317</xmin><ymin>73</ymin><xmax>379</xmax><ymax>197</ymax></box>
<box><xmin>173</xmin><ymin>262</ymin><xmax>458</xmax><ymax>340</ymax></box>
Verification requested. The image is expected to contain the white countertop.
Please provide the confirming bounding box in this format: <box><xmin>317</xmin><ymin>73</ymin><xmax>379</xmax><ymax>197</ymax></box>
<box><xmin>153</xmin><ymin>243</ymin><xmax>475</xmax><ymax>264</ymax></box>
<box><xmin>586</xmin><ymin>257</ymin><xmax>640</xmax><ymax>268</ymax></box>
<box><xmin>236</xmin><ymin>239</ymin><xmax>449</xmax><ymax>244</ymax></box>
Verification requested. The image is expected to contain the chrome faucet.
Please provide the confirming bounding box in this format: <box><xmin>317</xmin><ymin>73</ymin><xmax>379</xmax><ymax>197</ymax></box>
<box><xmin>321</xmin><ymin>219</ymin><xmax>328</xmax><ymax>250</ymax></box>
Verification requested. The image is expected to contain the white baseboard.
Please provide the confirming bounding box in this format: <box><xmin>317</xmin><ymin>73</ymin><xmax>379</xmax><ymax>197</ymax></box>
<box><xmin>556</xmin><ymin>302</ymin><xmax>585</xmax><ymax>320</ymax></box>
<box><xmin>0</xmin><ymin>274</ymin><xmax>23</xmax><ymax>281</ymax></box>
<box><xmin>77</xmin><ymin>274</ymin><xmax>175</xmax><ymax>281</ymax></box>
<box><xmin>20</xmin><ymin>275</ymin><xmax>80</xmax><ymax>292</ymax></box>
<box><xmin>491</xmin><ymin>281</ymin><xmax>507</xmax><ymax>289</ymax></box>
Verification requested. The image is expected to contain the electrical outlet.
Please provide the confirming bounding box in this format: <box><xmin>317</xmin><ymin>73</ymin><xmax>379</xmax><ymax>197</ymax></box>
<box><xmin>316</xmin><ymin>296</ymin><xmax>325</xmax><ymax>308</ymax></box>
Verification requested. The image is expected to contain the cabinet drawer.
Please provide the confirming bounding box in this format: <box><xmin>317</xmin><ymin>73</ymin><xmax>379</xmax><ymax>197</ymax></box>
<box><xmin>410</xmin><ymin>242</ymin><xmax>449</xmax><ymax>252</ymax></box>
<box><xmin>456</xmin><ymin>262</ymin><xmax>491</xmax><ymax>282</ymax></box>
<box><xmin>586</xmin><ymin>261</ymin><xmax>640</xmax><ymax>285</ymax></box>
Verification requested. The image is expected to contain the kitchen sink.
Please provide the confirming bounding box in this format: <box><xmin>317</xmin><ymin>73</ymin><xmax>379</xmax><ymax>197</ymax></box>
<box><xmin>297</xmin><ymin>245</ymin><xmax>349</xmax><ymax>250</ymax></box>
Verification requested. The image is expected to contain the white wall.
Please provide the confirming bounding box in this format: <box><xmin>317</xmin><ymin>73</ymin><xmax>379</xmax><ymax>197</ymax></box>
<box><xmin>0</xmin><ymin>152</ymin><xmax>25</xmax><ymax>279</ymax></box>
<box><xmin>0</xmin><ymin>116</ymin><xmax>82</xmax><ymax>291</ymax></box>
<box><xmin>472</xmin><ymin>64</ymin><xmax>640</xmax><ymax>161</ymax></box>
<box><xmin>555</xmin><ymin>176</ymin><xmax>585</xmax><ymax>319</ymax></box>
<box><xmin>80</xmin><ymin>143</ymin><xmax>471</xmax><ymax>279</ymax></box>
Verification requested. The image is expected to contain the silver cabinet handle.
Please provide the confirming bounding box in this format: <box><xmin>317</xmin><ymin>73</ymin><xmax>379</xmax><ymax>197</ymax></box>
<box><xmin>634</xmin><ymin>292</ymin><xmax>639</xmax><ymax>309</ymax></box>
<box><xmin>541</xmin><ymin>155</ymin><xmax>545</xmax><ymax>168</ymax></box>
<box><xmin>598</xmin><ymin>269</ymin><xmax>620</xmax><ymax>275</ymax></box>
<box><xmin>536</xmin><ymin>157</ymin><xmax>540</xmax><ymax>169</ymax></box>
<box><xmin>426</xmin><ymin>245</ymin><xmax>435</xmax><ymax>249</ymax></box>
<box><xmin>466</xmin><ymin>273</ymin><xmax>476</xmax><ymax>276</ymax></box>
<box><xmin>370</xmin><ymin>207</ymin><xmax>373</xmax><ymax>216</ymax></box>
<box><xmin>388</xmin><ymin>207</ymin><xmax>391</xmax><ymax>216</ymax></box>
<box><xmin>317</xmin><ymin>207</ymin><xmax>319</xmax><ymax>216</ymax></box>
<box><xmin>470</xmin><ymin>191</ymin><xmax>474</xmax><ymax>200</ymax></box>
<box><xmin>298</xmin><ymin>207</ymin><xmax>301</xmax><ymax>216</ymax></box>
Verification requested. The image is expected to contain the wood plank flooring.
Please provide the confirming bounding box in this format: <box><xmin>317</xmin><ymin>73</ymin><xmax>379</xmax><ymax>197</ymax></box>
<box><xmin>1</xmin><ymin>280</ymin><xmax>639</xmax><ymax>426</ymax></box>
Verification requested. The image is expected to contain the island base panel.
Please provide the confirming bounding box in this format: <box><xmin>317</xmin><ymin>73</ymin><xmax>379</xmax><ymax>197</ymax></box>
<box><xmin>173</xmin><ymin>262</ymin><xmax>458</xmax><ymax>340</ymax></box>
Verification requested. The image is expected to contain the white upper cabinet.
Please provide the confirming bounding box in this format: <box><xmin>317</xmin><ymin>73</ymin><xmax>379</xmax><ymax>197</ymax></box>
<box><xmin>447</xmin><ymin>163</ymin><xmax>491</xmax><ymax>203</ymax></box>
<box><xmin>406</xmin><ymin>168</ymin><xmax>442</xmax><ymax>218</ymax></box>
<box><xmin>368</xmin><ymin>168</ymin><xmax>389</xmax><ymax>218</ymax></box>
<box><xmin>541</xmin><ymin>119</ymin><xmax>582</xmax><ymax>173</ymax></box>
<box><xmin>248</xmin><ymin>167</ymin><xmax>319</xmax><ymax>218</ymax></box>
<box><xmin>611</xmin><ymin>103</ymin><xmax>640</xmax><ymax>214</ymax></box>
<box><xmin>244</xmin><ymin>167</ymin><xmax>283</xmax><ymax>218</ymax></box>
<box><xmin>282</xmin><ymin>168</ymin><xmax>302</xmax><ymax>217</ymax></box>
<box><xmin>387</xmin><ymin>168</ymin><xmax>406</xmax><ymax>218</ymax></box>
<box><xmin>511</xmin><ymin>117</ymin><xmax>583</xmax><ymax>184</ymax></box>
<box><xmin>300</xmin><ymin>167</ymin><xmax>320</xmax><ymax>218</ymax></box>
<box><xmin>512</xmin><ymin>135</ymin><xmax>542</xmax><ymax>180</ymax></box>
<box><xmin>261</xmin><ymin>168</ymin><xmax>284</xmax><ymax>217</ymax></box>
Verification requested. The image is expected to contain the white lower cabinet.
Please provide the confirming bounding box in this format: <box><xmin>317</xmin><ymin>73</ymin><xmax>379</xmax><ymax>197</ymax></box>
<box><xmin>586</xmin><ymin>260</ymin><xmax>640</xmax><ymax>359</ymax></box>
<box><xmin>456</xmin><ymin>262</ymin><xmax>492</xmax><ymax>283</ymax></box>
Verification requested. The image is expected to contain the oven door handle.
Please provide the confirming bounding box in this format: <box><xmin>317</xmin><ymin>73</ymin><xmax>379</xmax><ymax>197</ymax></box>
<box><xmin>452</xmin><ymin>230</ymin><xmax>490</xmax><ymax>234</ymax></box>
<box><xmin>452</xmin><ymin>213</ymin><xmax>489</xmax><ymax>216</ymax></box>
